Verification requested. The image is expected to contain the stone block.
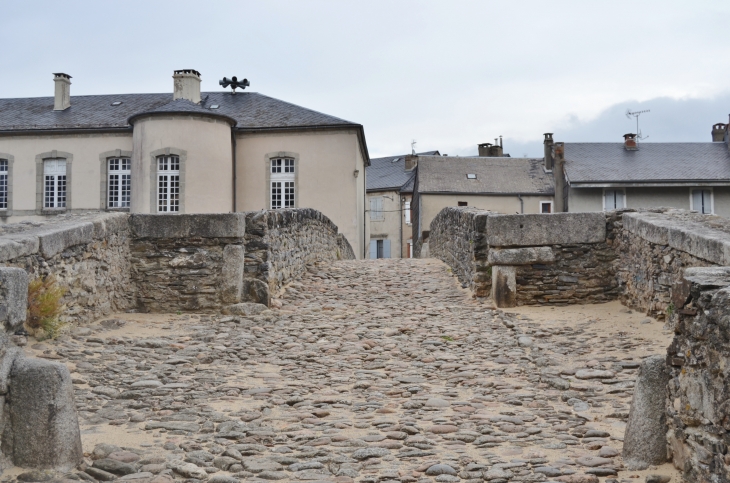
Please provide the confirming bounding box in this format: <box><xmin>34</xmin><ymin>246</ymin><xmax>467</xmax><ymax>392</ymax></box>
<box><xmin>38</xmin><ymin>222</ymin><xmax>95</xmax><ymax>258</ymax></box>
<box><xmin>242</xmin><ymin>279</ymin><xmax>270</xmax><ymax>306</ymax></box>
<box><xmin>130</xmin><ymin>213</ymin><xmax>245</xmax><ymax>239</ymax></box>
<box><xmin>0</xmin><ymin>268</ymin><xmax>28</xmax><ymax>332</ymax></box>
<box><xmin>91</xmin><ymin>212</ymin><xmax>130</xmax><ymax>239</ymax></box>
<box><xmin>223</xmin><ymin>303</ymin><xmax>269</xmax><ymax>316</ymax></box>
<box><xmin>0</xmin><ymin>235</ymin><xmax>39</xmax><ymax>263</ymax></box>
<box><xmin>220</xmin><ymin>245</ymin><xmax>244</xmax><ymax>304</ymax></box>
<box><xmin>7</xmin><ymin>357</ymin><xmax>83</xmax><ymax>470</ymax></box>
<box><xmin>622</xmin><ymin>355</ymin><xmax>670</xmax><ymax>470</ymax></box>
<box><xmin>486</xmin><ymin>213</ymin><xmax>606</xmax><ymax>247</ymax></box>
<box><xmin>488</xmin><ymin>247</ymin><xmax>555</xmax><ymax>266</ymax></box>
<box><xmin>492</xmin><ymin>265</ymin><xmax>516</xmax><ymax>308</ymax></box>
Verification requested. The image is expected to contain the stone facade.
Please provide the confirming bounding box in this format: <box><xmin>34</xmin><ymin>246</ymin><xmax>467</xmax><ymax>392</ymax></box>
<box><xmin>665</xmin><ymin>267</ymin><xmax>730</xmax><ymax>482</ymax></box>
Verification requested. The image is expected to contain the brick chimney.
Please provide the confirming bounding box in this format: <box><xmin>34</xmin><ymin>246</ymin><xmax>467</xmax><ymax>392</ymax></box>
<box><xmin>53</xmin><ymin>73</ymin><xmax>71</xmax><ymax>111</ymax></box>
<box><xmin>405</xmin><ymin>154</ymin><xmax>418</xmax><ymax>171</ymax></box>
<box><xmin>543</xmin><ymin>133</ymin><xmax>554</xmax><ymax>170</ymax></box>
<box><xmin>713</xmin><ymin>123</ymin><xmax>728</xmax><ymax>143</ymax></box>
<box><xmin>173</xmin><ymin>69</ymin><xmax>201</xmax><ymax>103</ymax></box>
<box><xmin>623</xmin><ymin>133</ymin><xmax>638</xmax><ymax>151</ymax></box>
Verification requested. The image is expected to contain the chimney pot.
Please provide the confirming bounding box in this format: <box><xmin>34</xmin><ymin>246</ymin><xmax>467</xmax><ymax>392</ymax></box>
<box><xmin>173</xmin><ymin>69</ymin><xmax>202</xmax><ymax>104</ymax></box>
<box><xmin>405</xmin><ymin>154</ymin><xmax>418</xmax><ymax>171</ymax></box>
<box><xmin>53</xmin><ymin>73</ymin><xmax>71</xmax><ymax>111</ymax></box>
<box><xmin>712</xmin><ymin>123</ymin><xmax>727</xmax><ymax>143</ymax></box>
<box><xmin>623</xmin><ymin>133</ymin><xmax>638</xmax><ymax>150</ymax></box>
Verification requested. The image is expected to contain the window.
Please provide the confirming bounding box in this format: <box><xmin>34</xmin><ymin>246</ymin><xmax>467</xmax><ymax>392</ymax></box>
<box><xmin>540</xmin><ymin>201</ymin><xmax>553</xmax><ymax>213</ymax></box>
<box><xmin>370</xmin><ymin>197</ymin><xmax>383</xmax><ymax>220</ymax></box>
<box><xmin>157</xmin><ymin>155</ymin><xmax>180</xmax><ymax>212</ymax></box>
<box><xmin>691</xmin><ymin>189</ymin><xmax>713</xmax><ymax>214</ymax></box>
<box><xmin>404</xmin><ymin>201</ymin><xmax>411</xmax><ymax>224</ymax></box>
<box><xmin>108</xmin><ymin>158</ymin><xmax>131</xmax><ymax>208</ymax></box>
<box><xmin>466</xmin><ymin>174</ymin><xmax>477</xmax><ymax>179</ymax></box>
<box><xmin>603</xmin><ymin>189</ymin><xmax>625</xmax><ymax>210</ymax></box>
<box><xmin>44</xmin><ymin>159</ymin><xmax>67</xmax><ymax>209</ymax></box>
<box><xmin>0</xmin><ymin>160</ymin><xmax>7</xmax><ymax>210</ymax></box>
<box><xmin>458</xmin><ymin>201</ymin><xmax>468</xmax><ymax>207</ymax></box>
<box><xmin>270</xmin><ymin>157</ymin><xmax>295</xmax><ymax>209</ymax></box>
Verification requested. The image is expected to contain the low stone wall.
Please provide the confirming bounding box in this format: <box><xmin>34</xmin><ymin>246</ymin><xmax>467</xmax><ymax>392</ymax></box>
<box><xmin>243</xmin><ymin>209</ymin><xmax>355</xmax><ymax>305</ymax></box>
<box><xmin>665</xmin><ymin>267</ymin><xmax>730</xmax><ymax>482</ymax></box>
<box><xmin>0</xmin><ymin>212</ymin><xmax>134</xmax><ymax>324</ymax></box>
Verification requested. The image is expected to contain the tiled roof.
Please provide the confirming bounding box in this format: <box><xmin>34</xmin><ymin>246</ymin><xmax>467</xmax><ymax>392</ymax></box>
<box><xmin>366</xmin><ymin>151</ymin><xmax>439</xmax><ymax>192</ymax></box>
<box><xmin>0</xmin><ymin>92</ymin><xmax>358</xmax><ymax>132</ymax></box>
<box><xmin>417</xmin><ymin>156</ymin><xmax>554</xmax><ymax>195</ymax></box>
<box><xmin>565</xmin><ymin>143</ymin><xmax>730</xmax><ymax>184</ymax></box>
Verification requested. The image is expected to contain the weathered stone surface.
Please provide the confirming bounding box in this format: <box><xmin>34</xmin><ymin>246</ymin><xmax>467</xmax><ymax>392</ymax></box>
<box><xmin>0</xmin><ymin>267</ymin><xmax>28</xmax><ymax>331</ymax></box>
<box><xmin>486</xmin><ymin>212</ymin><xmax>606</xmax><ymax>247</ymax></box>
<box><xmin>130</xmin><ymin>213</ymin><xmax>246</xmax><ymax>239</ymax></box>
<box><xmin>488</xmin><ymin>247</ymin><xmax>555</xmax><ymax>266</ymax></box>
<box><xmin>224</xmin><ymin>303</ymin><xmax>268</xmax><ymax>316</ymax></box>
<box><xmin>37</xmin><ymin>221</ymin><xmax>95</xmax><ymax>258</ymax></box>
<box><xmin>492</xmin><ymin>265</ymin><xmax>516</xmax><ymax>308</ymax></box>
<box><xmin>220</xmin><ymin>244</ymin><xmax>245</xmax><ymax>304</ymax></box>
<box><xmin>7</xmin><ymin>357</ymin><xmax>82</xmax><ymax>470</ymax></box>
<box><xmin>623</xmin><ymin>355</ymin><xmax>669</xmax><ymax>470</ymax></box>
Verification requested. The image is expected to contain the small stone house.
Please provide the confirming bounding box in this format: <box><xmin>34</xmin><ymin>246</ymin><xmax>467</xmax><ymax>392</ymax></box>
<box><xmin>366</xmin><ymin>150</ymin><xmax>439</xmax><ymax>258</ymax></box>
<box><xmin>0</xmin><ymin>70</ymin><xmax>370</xmax><ymax>257</ymax></box>
<box><xmin>545</xmin><ymin>121</ymin><xmax>730</xmax><ymax>217</ymax></box>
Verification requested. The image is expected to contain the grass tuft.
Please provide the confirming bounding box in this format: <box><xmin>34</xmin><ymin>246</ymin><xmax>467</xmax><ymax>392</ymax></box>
<box><xmin>26</xmin><ymin>275</ymin><xmax>67</xmax><ymax>339</ymax></box>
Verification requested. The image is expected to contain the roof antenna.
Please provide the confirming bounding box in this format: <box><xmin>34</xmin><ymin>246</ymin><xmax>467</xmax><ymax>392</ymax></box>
<box><xmin>219</xmin><ymin>76</ymin><xmax>250</xmax><ymax>95</ymax></box>
<box><xmin>411</xmin><ymin>139</ymin><xmax>417</xmax><ymax>155</ymax></box>
<box><xmin>626</xmin><ymin>109</ymin><xmax>650</xmax><ymax>141</ymax></box>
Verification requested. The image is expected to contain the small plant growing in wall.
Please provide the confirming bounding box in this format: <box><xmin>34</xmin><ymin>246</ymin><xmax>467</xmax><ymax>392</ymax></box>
<box><xmin>26</xmin><ymin>275</ymin><xmax>67</xmax><ymax>339</ymax></box>
<box><xmin>666</xmin><ymin>302</ymin><xmax>675</xmax><ymax>319</ymax></box>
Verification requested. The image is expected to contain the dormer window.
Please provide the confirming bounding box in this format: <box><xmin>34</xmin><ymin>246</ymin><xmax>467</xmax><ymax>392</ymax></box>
<box><xmin>466</xmin><ymin>174</ymin><xmax>477</xmax><ymax>179</ymax></box>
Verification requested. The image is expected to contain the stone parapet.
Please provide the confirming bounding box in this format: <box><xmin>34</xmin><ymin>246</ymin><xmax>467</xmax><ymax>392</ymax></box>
<box><xmin>486</xmin><ymin>212</ymin><xmax>606</xmax><ymax>247</ymax></box>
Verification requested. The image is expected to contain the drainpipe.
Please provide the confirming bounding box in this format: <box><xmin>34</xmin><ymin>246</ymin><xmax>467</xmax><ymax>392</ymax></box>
<box><xmin>231</xmin><ymin>130</ymin><xmax>237</xmax><ymax>212</ymax></box>
<box><xmin>518</xmin><ymin>194</ymin><xmax>524</xmax><ymax>214</ymax></box>
<box><xmin>399</xmin><ymin>196</ymin><xmax>403</xmax><ymax>258</ymax></box>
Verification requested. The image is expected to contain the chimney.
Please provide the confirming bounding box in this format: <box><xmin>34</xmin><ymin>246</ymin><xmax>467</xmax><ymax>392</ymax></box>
<box><xmin>712</xmin><ymin>123</ymin><xmax>727</xmax><ymax>142</ymax></box>
<box><xmin>552</xmin><ymin>142</ymin><xmax>564</xmax><ymax>164</ymax></box>
<box><xmin>53</xmin><ymin>73</ymin><xmax>71</xmax><ymax>111</ymax></box>
<box><xmin>623</xmin><ymin>133</ymin><xmax>638</xmax><ymax>150</ymax></box>
<box><xmin>173</xmin><ymin>69</ymin><xmax>202</xmax><ymax>103</ymax></box>
<box><xmin>405</xmin><ymin>154</ymin><xmax>418</xmax><ymax>171</ymax></box>
<box><xmin>478</xmin><ymin>143</ymin><xmax>492</xmax><ymax>157</ymax></box>
<box><xmin>543</xmin><ymin>133</ymin><xmax>554</xmax><ymax>170</ymax></box>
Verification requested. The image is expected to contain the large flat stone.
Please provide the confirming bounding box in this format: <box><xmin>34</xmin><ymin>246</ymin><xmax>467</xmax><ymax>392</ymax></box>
<box><xmin>220</xmin><ymin>244</ymin><xmax>245</xmax><ymax>303</ymax></box>
<box><xmin>488</xmin><ymin>247</ymin><xmax>555</xmax><ymax>265</ymax></box>
<box><xmin>130</xmin><ymin>213</ymin><xmax>246</xmax><ymax>239</ymax></box>
<box><xmin>486</xmin><ymin>213</ymin><xmax>606</xmax><ymax>247</ymax></box>
<box><xmin>492</xmin><ymin>265</ymin><xmax>516</xmax><ymax>308</ymax></box>
<box><xmin>37</xmin><ymin>221</ymin><xmax>95</xmax><ymax>258</ymax></box>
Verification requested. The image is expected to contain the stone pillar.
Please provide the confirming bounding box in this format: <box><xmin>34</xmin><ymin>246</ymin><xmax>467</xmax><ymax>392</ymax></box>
<box><xmin>492</xmin><ymin>266</ymin><xmax>516</xmax><ymax>308</ymax></box>
<box><xmin>220</xmin><ymin>244</ymin><xmax>245</xmax><ymax>303</ymax></box>
<box><xmin>0</xmin><ymin>268</ymin><xmax>28</xmax><ymax>332</ymax></box>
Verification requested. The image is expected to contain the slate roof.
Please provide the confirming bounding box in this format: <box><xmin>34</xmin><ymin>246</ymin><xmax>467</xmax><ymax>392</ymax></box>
<box><xmin>565</xmin><ymin>143</ymin><xmax>730</xmax><ymax>185</ymax></box>
<box><xmin>0</xmin><ymin>91</ymin><xmax>358</xmax><ymax>132</ymax></box>
<box><xmin>366</xmin><ymin>151</ymin><xmax>439</xmax><ymax>192</ymax></box>
<box><xmin>417</xmin><ymin>156</ymin><xmax>554</xmax><ymax>195</ymax></box>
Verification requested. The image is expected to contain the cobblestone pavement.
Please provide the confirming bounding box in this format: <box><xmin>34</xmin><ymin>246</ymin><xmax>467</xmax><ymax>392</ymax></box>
<box><xmin>21</xmin><ymin>259</ymin><xmax>674</xmax><ymax>483</ymax></box>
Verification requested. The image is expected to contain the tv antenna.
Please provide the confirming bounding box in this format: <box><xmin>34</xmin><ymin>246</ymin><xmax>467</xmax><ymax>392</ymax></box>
<box><xmin>411</xmin><ymin>139</ymin><xmax>417</xmax><ymax>155</ymax></box>
<box><xmin>626</xmin><ymin>109</ymin><xmax>650</xmax><ymax>140</ymax></box>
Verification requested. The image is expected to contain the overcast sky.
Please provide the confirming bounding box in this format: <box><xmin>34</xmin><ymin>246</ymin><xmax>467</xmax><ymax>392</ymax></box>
<box><xmin>2</xmin><ymin>1</ymin><xmax>729</xmax><ymax>158</ymax></box>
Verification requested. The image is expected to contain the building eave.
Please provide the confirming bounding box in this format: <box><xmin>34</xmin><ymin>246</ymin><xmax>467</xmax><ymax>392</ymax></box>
<box><xmin>571</xmin><ymin>181</ymin><xmax>730</xmax><ymax>188</ymax></box>
<box><xmin>0</xmin><ymin>126</ymin><xmax>133</xmax><ymax>137</ymax></box>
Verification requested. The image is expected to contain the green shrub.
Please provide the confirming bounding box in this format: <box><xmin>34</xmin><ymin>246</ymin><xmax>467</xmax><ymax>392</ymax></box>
<box><xmin>26</xmin><ymin>276</ymin><xmax>67</xmax><ymax>339</ymax></box>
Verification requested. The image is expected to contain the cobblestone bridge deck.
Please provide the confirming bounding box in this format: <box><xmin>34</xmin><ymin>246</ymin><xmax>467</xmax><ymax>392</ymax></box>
<box><xmin>23</xmin><ymin>259</ymin><xmax>677</xmax><ymax>483</ymax></box>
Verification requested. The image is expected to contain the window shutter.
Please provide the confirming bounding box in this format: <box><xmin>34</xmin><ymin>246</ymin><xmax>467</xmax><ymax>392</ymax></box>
<box><xmin>369</xmin><ymin>240</ymin><xmax>377</xmax><ymax>259</ymax></box>
<box><xmin>692</xmin><ymin>190</ymin><xmax>702</xmax><ymax>213</ymax></box>
<box><xmin>616</xmin><ymin>190</ymin><xmax>625</xmax><ymax>209</ymax></box>
<box><xmin>370</xmin><ymin>198</ymin><xmax>378</xmax><ymax>220</ymax></box>
<box><xmin>382</xmin><ymin>240</ymin><xmax>391</xmax><ymax>259</ymax></box>
<box><xmin>604</xmin><ymin>190</ymin><xmax>613</xmax><ymax>210</ymax></box>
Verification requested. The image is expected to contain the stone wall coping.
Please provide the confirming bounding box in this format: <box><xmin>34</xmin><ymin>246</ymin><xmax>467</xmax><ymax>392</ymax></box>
<box><xmin>682</xmin><ymin>266</ymin><xmax>730</xmax><ymax>289</ymax></box>
<box><xmin>488</xmin><ymin>247</ymin><xmax>555</xmax><ymax>266</ymax></box>
<box><xmin>624</xmin><ymin>211</ymin><xmax>730</xmax><ymax>265</ymax></box>
<box><xmin>486</xmin><ymin>212</ymin><xmax>606</xmax><ymax>247</ymax></box>
<box><xmin>130</xmin><ymin>213</ymin><xmax>246</xmax><ymax>239</ymax></box>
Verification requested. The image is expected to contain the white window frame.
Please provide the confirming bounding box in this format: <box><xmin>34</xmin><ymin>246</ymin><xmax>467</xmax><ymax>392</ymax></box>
<box><xmin>602</xmin><ymin>188</ymin><xmax>626</xmax><ymax>211</ymax></box>
<box><xmin>370</xmin><ymin>196</ymin><xmax>384</xmax><ymax>221</ymax></box>
<box><xmin>690</xmin><ymin>188</ymin><xmax>714</xmax><ymax>214</ymax></box>
<box><xmin>157</xmin><ymin>155</ymin><xmax>180</xmax><ymax>212</ymax></box>
<box><xmin>44</xmin><ymin>159</ymin><xmax>67</xmax><ymax>209</ymax></box>
<box><xmin>270</xmin><ymin>157</ymin><xmax>295</xmax><ymax>209</ymax></box>
<box><xmin>0</xmin><ymin>159</ymin><xmax>7</xmax><ymax>210</ymax></box>
<box><xmin>540</xmin><ymin>201</ymin><xmax>553</xmax><ymax>214</ymax></box>
<box><xmin>404</xmin><ymin>200</ymin><xmax>411</xmax><ymax>225</ymax></box>
<box><xmin>107</xmin><ymin>157</ymin><xmax>131</xmax><ymax>208</ymax></box>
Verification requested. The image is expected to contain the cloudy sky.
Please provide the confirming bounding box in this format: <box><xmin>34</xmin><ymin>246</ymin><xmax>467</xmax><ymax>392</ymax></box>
<box><xmin>2</xmin><ymin>1</ymin><xmax>729</xmax><ymax>157</ymax></box>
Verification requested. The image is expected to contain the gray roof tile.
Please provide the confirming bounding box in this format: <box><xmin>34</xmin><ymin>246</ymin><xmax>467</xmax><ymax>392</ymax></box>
<box><xmin>366</xmin><ymin>151</ymin><xmax>439</xmax><ymax>191</ymax></box>
<box><xmin>417</xmin><ymin>156</ymin><xmax>554</xmax><ymax>195</ymax></box>
<box><xmin>565</xmin><ymin>142</ymin><xmax>730</xmax><ymax>184</ymax></box>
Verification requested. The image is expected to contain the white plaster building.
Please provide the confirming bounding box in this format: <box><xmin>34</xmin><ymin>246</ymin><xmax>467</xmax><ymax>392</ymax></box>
<box><xmin>0</xmin><ymin>70</ymin><xmax>370</xmax><ymax>257</ymax></box>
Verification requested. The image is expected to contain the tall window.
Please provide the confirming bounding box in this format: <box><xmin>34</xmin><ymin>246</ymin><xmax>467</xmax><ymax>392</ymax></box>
<box><xmin>44</xmin><ymin>159</ymin><xmax>67</xmax><ymax>208</ymax></box>
<box><xmin>691</xmin><ymin>189</ymin><xmax>713</xmax><ymax>214</ymax></box>
<box><xmin>157</xmin><ymin>155</ymin><xmax>180</xmax><ymax>212</ymax></box>
<box><xmin>0</xmin><ymin>160</ymin><xmax>7</xmax><ymax>210</ymax></box>
<box><xmin>370</xmin><ymin>197</ymin><xmax>383</xmax><ymax>220</ymax></box>
<box><xmin>270</xmin><ymin>157</ymin><xmax>295</xmax><ymax>209</ymax></box>
<box><xmin>404</xmin><ymin>201</ymin><xmax>411</xmax><ymax>224</ymax></box>
<box><xmin>603</xmin><ymin>189</ymin><xmax>625</xmax><ymax>210</ymax></box>
<box><xmin>108</xmin><ymin>158</ymin><xmax>131</xmax><ymax>208</ymax></box>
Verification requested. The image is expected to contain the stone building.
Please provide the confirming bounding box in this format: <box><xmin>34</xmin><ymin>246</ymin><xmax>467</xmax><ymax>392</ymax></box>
<box><xmin>545</xmin><ymin>121</ymin><xmax>730</xmax><ymax>217</ymax></box>
<box><xmin>0</xmin><ymin>70</ymin><xmax>370</xmax><ymax>257</ymax></box>
<box><xmin>366</xmin><ymin>150</ymin><xmax>439</xmax><ymax>258</ymax></box>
